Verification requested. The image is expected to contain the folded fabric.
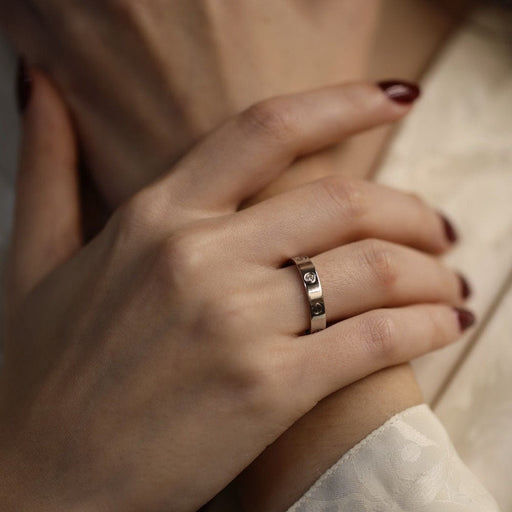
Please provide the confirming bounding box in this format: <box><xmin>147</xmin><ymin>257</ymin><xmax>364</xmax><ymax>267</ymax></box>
<box><xmin>287</xmin><ymin>405</ymin><xmax>500</xmax><ymax>512</ymax></box>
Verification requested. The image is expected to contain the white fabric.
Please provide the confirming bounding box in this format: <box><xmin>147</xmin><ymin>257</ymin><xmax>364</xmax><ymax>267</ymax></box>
<box><xmin>287</xmin><ymin>405</ymin><xmax>500</xmax><ymax>512</ymax></box>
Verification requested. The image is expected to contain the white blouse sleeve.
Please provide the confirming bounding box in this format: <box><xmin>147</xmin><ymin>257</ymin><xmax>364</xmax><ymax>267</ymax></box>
<box><xmin>287</xmin><ymin>404</ymin><xmax>500</xmax><ymax>512</ymax></box>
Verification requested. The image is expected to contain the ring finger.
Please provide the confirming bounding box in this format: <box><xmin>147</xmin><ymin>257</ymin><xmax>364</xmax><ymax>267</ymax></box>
<box><xmin>270</xmin><ymin>239</ymin><xmax>467</xmax><ymax>334</ymax></box>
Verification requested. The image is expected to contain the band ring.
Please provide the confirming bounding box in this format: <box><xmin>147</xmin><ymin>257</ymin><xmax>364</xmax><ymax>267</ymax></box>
<box><xmin>291</xmin><ymin>256</ymin><xmax>327</xmax><ymax>333</ymax></box>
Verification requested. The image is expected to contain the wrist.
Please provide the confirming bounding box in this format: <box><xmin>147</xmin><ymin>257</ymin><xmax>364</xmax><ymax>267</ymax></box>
<box><xmin>238</xmin><ymin>364</ymin><xmax>423</xmax><ymax>512</ymax></box>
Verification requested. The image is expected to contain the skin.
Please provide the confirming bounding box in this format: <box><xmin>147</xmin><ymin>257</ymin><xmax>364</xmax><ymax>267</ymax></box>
<box><xmin>0</xmin><ymin>72</ymin><xmax>471</xmax><ymax>512</ymax></box>
<box><xmin>0</xmin><ymin>1</ymin><xmax>473</xmax><ymax>510</ymax></box>
<box><xmin>0</xmin><ymin>0</ymin><xmax>380</xmax><ymax>206</ymax></box>
<box><xmin>235</xmin><ymin>3</ymin><xmax>469</xmax><ymax>510</ymax></box>
<box><xmin>236</xmin><ymin>365</ymin><xmax>422</xmax><ymax>512</ymax></box>
<box><xmin>0</xmin><ymin>0</ymin><xmax>466</xmax><ymax>203</ymax></box>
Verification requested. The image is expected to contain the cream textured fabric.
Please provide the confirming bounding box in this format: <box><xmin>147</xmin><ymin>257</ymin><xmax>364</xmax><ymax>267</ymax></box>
<box><xmin>287</xmin><ymin>405</ymin><xmax>500</xmax><ymax>512</ymax></box>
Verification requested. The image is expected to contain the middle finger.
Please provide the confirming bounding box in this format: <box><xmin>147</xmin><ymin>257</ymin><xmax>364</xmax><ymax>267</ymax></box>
<box><xmin>235</xmin><ymin>175</ymin><xmax>456</xmax><ymax>266</ymax></box>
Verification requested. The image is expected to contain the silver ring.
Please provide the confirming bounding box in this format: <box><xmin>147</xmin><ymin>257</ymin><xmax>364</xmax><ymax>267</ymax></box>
<box><xmin>291</xmin><ymin>256</ymin><xmax>327</xmax><ymax>333</ymax></box>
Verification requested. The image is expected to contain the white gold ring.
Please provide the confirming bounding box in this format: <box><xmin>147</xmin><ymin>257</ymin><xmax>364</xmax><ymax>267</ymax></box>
<box><xmin>291</xmin><ymin>256</ymin><xmax>327</xmax><ymax>334</ymax></box>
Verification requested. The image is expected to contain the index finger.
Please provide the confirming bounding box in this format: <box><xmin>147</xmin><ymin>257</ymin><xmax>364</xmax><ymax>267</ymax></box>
<box><xmin>151</xmin><ymin>81</ymin><xmax>420</xmax><ymax>218</ymax></box>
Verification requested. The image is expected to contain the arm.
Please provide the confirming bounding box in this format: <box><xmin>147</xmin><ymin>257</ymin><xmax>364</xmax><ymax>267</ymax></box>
<box><xmin>238</xmin><ymin>364</ymin><xmax>423</xmax><ymax>511</ymax></box>
<box><xmin>1</xmin><ymin>0</ymin><xmax>465</xmax><ymax>208</ymax></box>
<box><xmin>239</xmin><ymin>2</ymin><xmax>470</xmax><ymax>507</ymax></box>
<box><xmin>1</xmin><ymin>73</ymin><xmax>470</xmax><ymax>511</ymax></box>
<box><xmin>1</xmin><ymin>4</ymin><xmax>470</xmax><ymax>511</ymax></box>
<box><xmin>1</xmin><ymin>0</ymin><xmax>380</xmax><ymax>207</ymax></box>
<box><xmin>254</xmin><ymin>400</ymin><xmax>501</xmax><ymax>512</ymax></box>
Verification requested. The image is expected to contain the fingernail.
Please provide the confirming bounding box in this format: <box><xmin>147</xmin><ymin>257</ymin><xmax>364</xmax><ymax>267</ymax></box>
<box><xmin>378</xmin><ymin>80</ymin><xmax>421</xmax><ymax>104</ymax></box>
<box><xmin>439</xmin><ymin>213</ymin><xmax>458</xmax><ymax>244</ymax></box>
<box><xmin>16</xmin><ymin>58</ymin><xmax>32</xmax><ymax>113</ymax></box>
<box><xmin>457</xmin><ymin>273</ymin><xmax>472</xmax><ymax>299</ymax></box>
<box><xmin>454</xmin><ymin>307</ymin><xmax>476</xmax><ymax>331</ymax></box>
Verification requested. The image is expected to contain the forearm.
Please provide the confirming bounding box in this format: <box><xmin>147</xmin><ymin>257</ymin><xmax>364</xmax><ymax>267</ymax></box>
<box><xmin>237</xmin><ymin>364</ymin><xmax>423</xmax><ymax>512</ymax></box>
<box><xmin>0</xmin><ymin>0</ymin><xmax>379</xmax><ymax>207</ymax></box>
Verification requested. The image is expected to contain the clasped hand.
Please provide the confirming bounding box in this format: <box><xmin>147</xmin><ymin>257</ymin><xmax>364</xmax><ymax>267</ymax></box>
<box><xmin>0</xmin><ymin>72</ymin><xmax>468</xmax><ymax>512</ymax></box>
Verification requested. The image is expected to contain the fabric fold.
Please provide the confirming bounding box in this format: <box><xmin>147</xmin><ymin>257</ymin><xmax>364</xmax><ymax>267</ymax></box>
<box><xmin>287</xmin><ymin>405</ymin><xmax>500</xmax><ymax>512</ymax></box>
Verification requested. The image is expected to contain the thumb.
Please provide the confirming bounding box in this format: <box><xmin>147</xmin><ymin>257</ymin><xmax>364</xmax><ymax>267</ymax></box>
<box><xmin>6</xmin><ymin>63</ymin><xmax>82</xmax><ymax>308</ymax></box>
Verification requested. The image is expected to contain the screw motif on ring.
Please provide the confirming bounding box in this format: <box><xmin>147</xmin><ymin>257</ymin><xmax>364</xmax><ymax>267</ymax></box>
<box><xmin>303</xmin><ymin>272</ymin><xmax>317</xmax><ymax>284</ymax></box>
<box><xmin>290</xmin><ymin>256</ymin><xmax>327</xmax><ymax>334</ymax></box>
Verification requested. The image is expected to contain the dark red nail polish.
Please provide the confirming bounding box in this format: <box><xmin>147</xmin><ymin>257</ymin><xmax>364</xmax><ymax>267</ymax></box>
<box><xmin>16</xmin><ymin>58</ymin><xmax>32</xmax><ymax>113</ymax></box>
<box><xmin>378</xmin><ymin>80</ymin><xmax>421</xmax><ymax>104</ymax></box>
<box><xmin>440</xmin><ymin>213</ymin><xmax>458</xmax><ymax>244</ymax></box>
<box><xmin>454</xmin><ymin>307</ymin><xmax>476</xmax><ymax>331</ymax></box>
<box><xmin>458</xmin><ymin>273</ymin><xmax>472</xmax><ymax>299</ymax></box>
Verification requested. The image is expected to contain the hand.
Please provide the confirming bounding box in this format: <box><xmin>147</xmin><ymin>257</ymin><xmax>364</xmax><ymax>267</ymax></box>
<box><xmin>1</xmin><ymin>0</ymin><xmax>380</xmax><ymax>206</ymax></box>
<box><xmin>0</xmin><ymin>72</ymin><xmax>471</xmax><ymax>512</ymax></box>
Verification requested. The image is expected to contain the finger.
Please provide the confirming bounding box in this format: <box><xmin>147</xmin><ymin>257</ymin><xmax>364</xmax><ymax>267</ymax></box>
<box><xmin>235</xmin><ymin>176</ymin><xmax>455</xmax><ymax>264</ymax></box>
<box><xmin>274</xmin><ymin>240</ymin><xmax>466</xmax><ymax>334</ymax></box>
<box><xmin>6</xmin><ymin>67</ymin><xmax>82</xmax><ymax>307</ymax></box>
<box><xmin>295</xmin><ymin>304</ymin><xmax>475</xmax><ymax>403</ymax></box>
<box><xmin>155</xmin><ymin>81</ymin><xmax>418</xmax><ymax>215</ymax></box>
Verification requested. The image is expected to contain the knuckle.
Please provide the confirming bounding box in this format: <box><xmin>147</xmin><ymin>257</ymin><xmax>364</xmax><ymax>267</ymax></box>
<box><xmin>317</xmin><ymin>177</ymin><xmax>367</xmax><ymax>221</ymax></box>
<box><xmin>150</xmin><ymin>224</ymin><xmax>241</xmax><ymax>310</ymax></box>
<box><xmin>406</xmin><ymin>192</ymin><xmax>446</xmax><ymax>252</ymax></box>
<box><xmin>407</xmin><ymin>191</ymin><xmax>425</xmax><ymax>208</ymax></box>
<box><xmin>406</xmin><ymin>191</ymin><xmax>434</xmax><ymax>230</ymax></box>
<box><xmin>361</xmin><ymin>239</ymin><xmax>398</xmax><ymax>289</ymax></box>
<box><xmin>361</xmin><ymin>312</ymin><xmax>398</xmax><ymax>361</ymax></box>
<box><xmin>423</xmin><ymin>307</ymin><xmax>449</xmax><ymax>349</ymax></box>
<box><xmin>214</xmin><ymin>344</ymin><xmax>270</xmax><ymax>407</ymax></box>
<box><xmin>230</xmin><ymin>349</ymin><xmax>295</xmax><ymax>416</ymax></box>
<box><xmin>241</xmin><ymin>99</ymin><xmax>297</xmax><ymax>143</ymax></box>
<box><xmin>339</xmin><ymin>83</ymin><xmax>378</xmax><ymax>114</ymax></box>
<box><xmin>152</xmin><ymin>231</ymin><xmax>207</xmax><ymax>291</ymax></box>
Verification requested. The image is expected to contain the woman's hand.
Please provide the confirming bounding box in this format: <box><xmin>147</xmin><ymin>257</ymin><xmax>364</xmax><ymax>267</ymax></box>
<box><xmin>0</xmin><ymin>72</ymin><xmax>472</xmax><ymax>512</ymax></box>
<box><xmin>1</xmin><ymin>0</ymin><xmax>380</xmax><ymax>206</ymax></box>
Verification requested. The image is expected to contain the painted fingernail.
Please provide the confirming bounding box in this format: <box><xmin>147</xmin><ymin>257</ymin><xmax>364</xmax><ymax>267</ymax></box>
<box><xmin>458</xmin><ymin>273</ymin><xmax>472</xmax><ymax>299</ymax></box>
<box><xmin>439</xmin><ymin>213</ymin><xmax>458</xmax><ymax>244</ymax></box>
<box><xmin>16</xmin><ymin>58</ymin><xmax>32</xmax><ymax>113</ymax></box>
<box><xmin>454</xmin><ymin>307</ymin><xmax>476</xmax><ymax>331</ymax></box>
<box><xmin>378</xmin><ymin>80</ymin><xmax>421</xmax><ymax>104</ymax></box>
